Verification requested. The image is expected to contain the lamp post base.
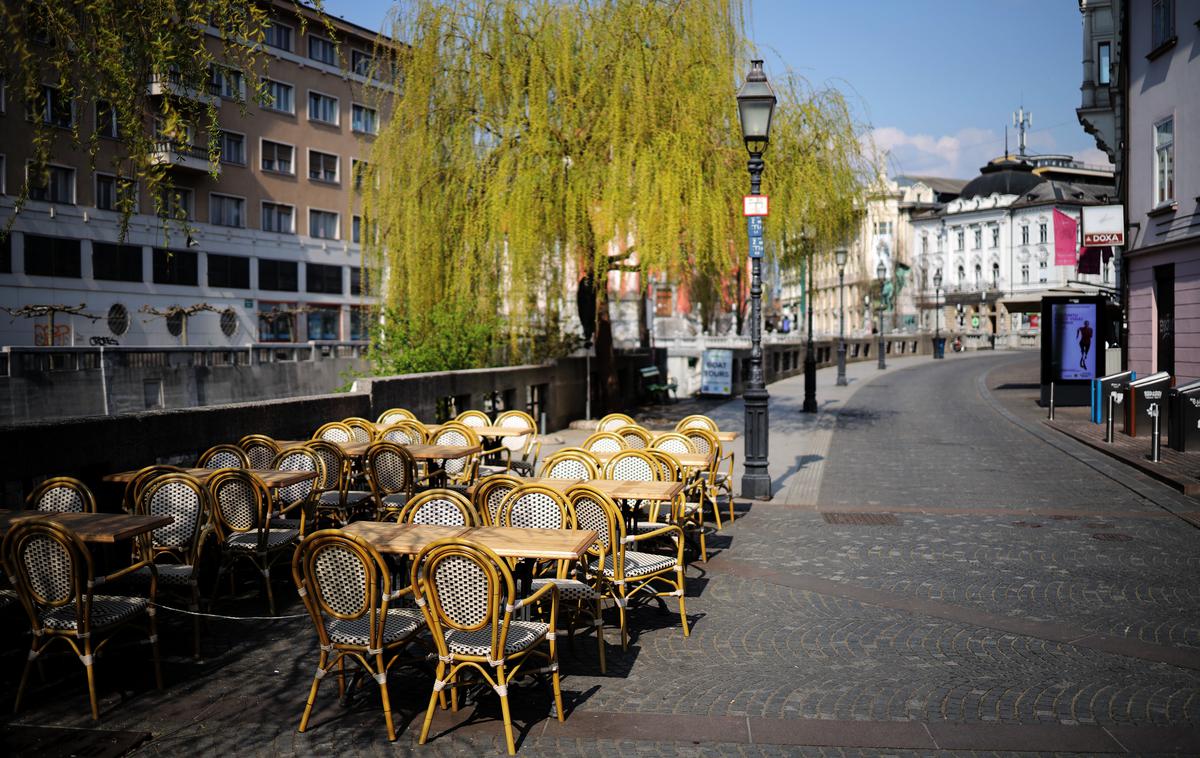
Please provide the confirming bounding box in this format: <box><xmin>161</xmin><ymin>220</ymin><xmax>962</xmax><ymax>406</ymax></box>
<box><xmin>742</xmin><ymin>385</ymin><xmax>772</xmax><ymax>499</ymax></box>
<box><xmin>740</xmin><ymin>468</ymin><xmax>773</xmax><ymax>499</ymax></box>
<box><xmin>836</xmin><ymin>342</ymin><xmax>847</xmax><ymax>386</ymax></box>
<box><xmin>802</xmin><ymin>350</ymin><xmax>818</xmax><ymax>413</ymax></box>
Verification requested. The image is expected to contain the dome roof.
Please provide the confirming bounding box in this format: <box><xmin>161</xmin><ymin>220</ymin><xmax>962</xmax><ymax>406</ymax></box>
<box><xmin>957</xmin><ymin>158</ymin><xmax>1045</xmax><ymax>200</ymax></box>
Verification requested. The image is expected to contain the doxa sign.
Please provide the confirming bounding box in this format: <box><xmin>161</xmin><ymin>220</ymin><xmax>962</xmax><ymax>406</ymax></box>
<box><xmin>1082</xmin><ymin>205</ymin><xmax>1125</xmax><ymax>247</ymax></box>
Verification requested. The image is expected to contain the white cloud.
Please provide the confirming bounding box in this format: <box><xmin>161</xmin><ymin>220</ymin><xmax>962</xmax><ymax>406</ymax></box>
<box><xmin>869</xmin><ymin>125</ymin><xmax>1004</xmax><ymax>179</ymax></box>
<box><xmin>1071</xmin><ymin>146</ymin><xmax>1114</xmax><ymax>168</ymax></box>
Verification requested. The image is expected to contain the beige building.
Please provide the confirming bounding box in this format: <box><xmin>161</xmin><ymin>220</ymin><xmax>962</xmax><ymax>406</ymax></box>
<box><xmin>0</xmin><ymin>2</ymin><xmax>391</xmax><ymax>346</ymax></box>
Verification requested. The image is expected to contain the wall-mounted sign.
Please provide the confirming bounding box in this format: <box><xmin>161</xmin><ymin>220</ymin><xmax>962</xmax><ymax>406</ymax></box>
<box><xmin>1082</xmin><ymin>205</ymin><xmax>1125</xmax><ymax>246</ymax></box>
<box><xmin>747</xmin><ymin>216</ymin><xmax>763</xmax><ymax>237</ymax></box>
<box><xmin>749</xmin><ymin>237</ymin><xmax>765</xmax><ymax>258</ymax></box>
<box><xmin>699</xmin><ymin>349</ymin><xmax>733</xmax><ymax>396</ymax></box>
<box><xmin>742</xmin><ymin>195</ymin><xmax>769</xmax><ymax>216</ymax></box>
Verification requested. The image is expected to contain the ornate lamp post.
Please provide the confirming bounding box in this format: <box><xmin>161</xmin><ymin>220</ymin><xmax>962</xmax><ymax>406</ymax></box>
<box><xmin>736</xmin><ymin>59</ymin><xmax>776</xmax><ymax>501</ymax></box>
<box><xmin>932</xmin><ymin>270</ymin><xmax>944</xmax><ymax>359</ymax></box>
<box><xmin>835</xmin><ymin>247</ymin><xmax>848</xmax><ymax>385</ymax></box>
<box><xmin>876</xmin><ymin>260</ymin><xmax>887</xmax><ymax>370</ymax></box>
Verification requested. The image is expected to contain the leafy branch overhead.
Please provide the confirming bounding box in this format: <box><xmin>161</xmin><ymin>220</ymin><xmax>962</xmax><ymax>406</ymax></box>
<box><xmin>1</xmin><ymin>304</ymin><xmax>102</xmax><ymax>322</ymax></box>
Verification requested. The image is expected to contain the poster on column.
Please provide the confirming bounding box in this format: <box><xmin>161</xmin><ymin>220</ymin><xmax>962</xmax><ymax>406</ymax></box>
<box><xmin>1051</xmin><ymin>301</ymin><xmax>1098</xmax><ymax>381</ymax></box>
<box><xmin>700</xmin><ymin>349</ymin><xmax>733</xmax><ymax>396</ymax></box>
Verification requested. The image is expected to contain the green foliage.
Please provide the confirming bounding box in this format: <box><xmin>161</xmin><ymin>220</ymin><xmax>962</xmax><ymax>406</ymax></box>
<box><xmin>369</xmin><ymin>301</ymin><xmax>500</xmax><ymax>375</ymax></box>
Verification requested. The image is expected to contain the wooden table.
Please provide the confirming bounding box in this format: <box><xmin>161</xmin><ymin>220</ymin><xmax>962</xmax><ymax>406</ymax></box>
<box><xmin>102</xmin><ymin>467</ymin><xmax>317</xmax><ymax>489</ymax></box>
<box><xmin>404</xmin><ymin>443</ymin><xmax>482</xmax><ymax>461</ymax></box>
<box><xmin>0</xmin><ymin>510</ymin><xmax>173</xmax><ymax>543</ymax></box>
<box><xmin>590</xmin><ymin>449</ymin><xmax>713</xmax><ymax>469</ymax></box>
<box><xmin>467</xmin><ymin>477</ymin><xmax>581</xmax><ymax>498</ymax></box>
<box><xmin>649</xmin><ymin>429</ymin><xmax>738</xmax><ymax>442</ymax></box>
<box><xmin>586</xmin><ymin>479</ymin><xmax>685</xmax><ymax>530</ymax></box>
<box><xmin>423</xmin><ymin>424</ymin><xmax>531</xmax><ymax>438</ymax></box>
<box><xmin>342</xmin><ymin>523</ymin><xmax>468</xmax><ymax>554</ymax></box>
<box><xmin>344</xmin><ymin>522</ymin><xmax>597</xmax><ymax>561</ymax></box>
<box><xmin>278</xmin><ymin>439</ymin><xmax>372</xmax><ymax>457</ymax></box>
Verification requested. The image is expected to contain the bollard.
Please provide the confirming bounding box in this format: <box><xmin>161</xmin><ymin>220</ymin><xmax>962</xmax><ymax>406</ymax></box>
<box><xmin>1149</xmin><ymin>403</ymin><xmax>1161</xmax><ymax>462</ymax></box>
<box><xmin>1106</xmin><ymin>391</ymin><xmax>1116</xmax><ymax>443</ymax></box>
<box><xmin>1048</xmin><ymin>382</ymin><xmax>1055</xmax><ymax>420</ymax></box>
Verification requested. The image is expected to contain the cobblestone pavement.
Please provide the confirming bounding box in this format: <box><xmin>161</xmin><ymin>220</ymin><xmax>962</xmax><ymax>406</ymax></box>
<box><xmin>2</xmin><ymin>352</ymin><xmax>1198</xmax><ymax>755</ymax></box>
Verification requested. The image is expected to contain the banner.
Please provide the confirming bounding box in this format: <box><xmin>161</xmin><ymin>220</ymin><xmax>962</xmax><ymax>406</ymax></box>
<box><xmin>1054</xmin><ymin>209</ymin><xmax>1078</xmax><ymax>267</ymax></box>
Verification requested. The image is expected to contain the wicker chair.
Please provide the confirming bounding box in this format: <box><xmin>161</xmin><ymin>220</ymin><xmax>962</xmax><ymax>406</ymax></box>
<box><xmin>538</xmin><ymin>448</ymin><xmax>599</xmax><ymax>480</ymax></box>
<box><xmin>431</xmin><ymin>422</ymin><xmax>482</xmax><ymax>488</ymax></box>
<box><xmin>614</xmin><ymin>425</ymin><xmax>653</xmax><ymax>450</ymax></box>
<box><xmin>651</xmin><ymin>433</ymin><xmax>696</xmax><ymax>456</ymax></box>
<box><xmin>313</xmin><ymin>421</ymin><xmax>354</xmax><ymax>443</ymax></box>
<box><xmin>270</xmin><ymin>446</ymin><xmax>325</xmax><ymax>534</ymax></box>
<box><xmin>376</xmin><ymin>407</ymin><xmax>416</xmax><ymax>426</ymax></box>
<box><xmin>133</xmin><ymin>473</ymin><xmax>213</xmax><ymax>659</ymax></box>
<box><xmin>411</xmin><ymin>538</ymin><xmax>563</xmax><ymax>754</ymax></box>
<box><xmin>582</xmin><ymin>431</ymin><xmax>626</xmax><ymax>454</ymax></box>
<box><xmin>675</xmin><ymin>414</ymin><xmax>719</xmax><ymax>433</ymax></box>
<box><xmin>238</xmin><ymin>434</ymin><xmax>281</xmax><ymax>470</ymax></box>
<box><xmin>293</xmin><ymin>529</ymin><xmax>426</xmax><ymax>741</ymax></box>
<box><xmin>27</xmin><ymin>476</ymin><xmax>97</xmax><ymax>514</ymax></box>
<box><xmin>495</xmin><ymin>410</ymin><xmax>540</xmax><ymax>476</ymax></box>
<box><xmin>378</xmin><ymin>420</ymin><xmax>426</xmax><ymax>445</ymax></box>
<box><xmin>308</xmin><ymin>439</ymin><xmax>373</xmax><ymax>527</ymax></box>
<box><xmin>2</xmin><ymin>518</ymin><xmax>162</xmax><ymax>720</ymax></box>
<box><xmin>196</xmin><ymin>444</ymin><xmax>250</xmax><ymax>469</ymax></box>
<box><xmin>644</xmin><ymin>449</ymin><xmax>706</xmax><ymax>562</ymax></box>
<box><xmin>597</xmin><ymin>412</ymin><xmax>636</xmax><ymax>432</ymax></box>
<box><xmin>120</xmin><ymin>465</ymin><xmax>185</xmax><ymax>513</ymax></box>
<box><xmin>471</xmin><ymin>474</ymin><xmax>523</xmax><ymax>526</ymax></box>
<box><xmin>499</xmin><ymin>485</ymin><xmax>606</xmax><ymax>672</ymax></box>
<box><xmin>680</xmin><ymin>427</ymin><xmax>733</xmax><ymax>525</ymax></box>
<box><xmin>342</xmin><ymin>417</ymin><xmax>376</xmax><ymax>444</ymax></box>
<box><xmin>208</xmin><ymin>469</ymin><xmax>298</xmax><ymax>615</ymax></box>
<box><xmin>391</xmin><ymin>489</ymin><xmax>477</xmax><ymax>526</ymax></box>
<box><xmin>567</xmin><ymin>484</ymin><xmax>689</xmax><ymax>649</ymax></box>
<box><xmin>455</xmin><ymin>410</ymin><xmax>491</xmax><ymax>427</ymax></box>
<box><xmin>365</xmin><ymin>442</ymin><xmax>421</xmax><ymax>518</ymax></box>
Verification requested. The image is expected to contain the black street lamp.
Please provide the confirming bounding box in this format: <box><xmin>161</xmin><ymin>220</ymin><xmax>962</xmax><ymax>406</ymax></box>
<box><xmin>736</xmin><ymin>59</ymin><xmax>776</xmax><ymax>501</ymax></box>
<box><xmin>932</xmin><ymin>269</ymin><xmax>944</xmax><ymax>359</ymax></box>
<box><xmin>835</xmin><ymin>247</ymin><xmax>848</xmax><ymax>386</ymax></box>
<box><xmin>876</xmin><ymin>260</ymin><xmax>887</xmax><ymax>370</ymax></box>
<box><xmin>802</xmin><ymin>230</ymin><xmax>817</xmax><ymax>413</ymax></box>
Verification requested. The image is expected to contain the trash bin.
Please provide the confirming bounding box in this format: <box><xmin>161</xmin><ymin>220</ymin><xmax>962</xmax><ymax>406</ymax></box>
<box><xmin>1091</xmin><ymin>370</ymin><xmax>1134</xmax><ymax>424</ymax></box>
<box><xmin>1167</xmin><ymin>378</ymin><xmax>1200</xmax><ymax>451</ymax></box>
<box><xmin>1123</xmin><ymin>371</ymin><xmax>1171</xmax><ymax>438</ymax></box>
<box><xmin>932</xmin><ymin>337</ymin><xmax>946</xmax><ymax>359</ymax></box>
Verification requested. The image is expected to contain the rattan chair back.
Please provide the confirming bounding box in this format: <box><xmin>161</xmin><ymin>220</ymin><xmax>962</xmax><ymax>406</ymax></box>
<box><xmin>121</xmin><ymin>465</ymin><xmax>185</xmax><ymax>513</ymax></box>
<box><xmin>411</xmin><ymin>537</ymin><xmax>514</xmax><ymax>645</ymax></box>
<box><xmin>238</xmin><ymin>434</ymin><xmax>281</xmax><ymax>469</ymax></box>
<box><xmin>136</xmin><ymin>473</ymin><xmax>210</xmax><ymax>563</ymax></box>
<box><xmin>539</xmin><ymin>448</ymin><xmax>599</xmax><ymax>479</ymax></box>
<box><xmin>272</xmin><ymin>446</ymin><xmax>324</xmax><ymax>510</ymax></box>
<box><xmin>615</xmin><ymin>425</ymin><xmax>652</xmax><ymax>449</ymax></box>
<box><xmin>679</xmin><ymin>427</ymin><xmax>720</xmax><ymax>460</ymax></box>
<box><xmin>496</xmin><ymin>484</ymin><xmax>571</xmax><ymax>529</ymax></box>
<box><xmin>431</xmin><ymin>422</ymin><xmax>480</xmax><ymax>479</ymax></box>
<box><xmin>598</xmin><ymin>412</ymin><xmax>636</xmax><ymax>432</ymax></box>
<box><xmin>602</xmin><ymin>450</ymin><xmax>661</xmax><ymax>482</ymax></box>
<box><xmin>376</xmin><ymin>407</ymin><xmax>416</xmax><ymax>425</ymax></box>
<box><xmin>341</xmin><ymin>417</ymin><xmax>375</xmax><ymax>443</ymax></box>
<box><xmin>379</xmin><ymin>420</ymin><xmax>426</xmax><ymax>445</ymax></box>
<box><xmin>675</xmin><ymin>414</ymin><xmax>719</xmax><ymax>433</ymax></box>
<box><xmin>313</xmin><ymin>421</ymin><xmax>354</xmax><ymax>443</ymax></box>
<box><xmin>207</xmin><ymin>468</ymin><xmax>270</xmax><ymax>539</ymax></box>
<box><xmin>494</xmin><ymin>410</ymin><xmax>535</xmax><ymax>452</ymax></box>
<box><xmin>197</xmin><ymin>444</ymin><xmax>250</xmax><ymax>470</ymax></box>
<box><xmin>397</xmin><ymin>489</ymin><xmax>477</xmax><ymax>526</ymax></box>
<box><xmin>455</xmin><ymin>410</ymin><xmax>491</xmax><ymax>428</ymax></box>
<box><xmin>307</xmin><ymin>439</ymin><xmax>348</xmax><ymax>492</ymax></box>
<box><xmin>28</xmin><ymin>476</ymin><xmax>97</xmax><ymax>514</ymax></box>
<box><xmin>565</xmin><ymin>484</ymin><xmax>623</xmax><ymax>561</ymax></box>
<box><xmin>365</xmin><ymin>442</ymin><xmax>417</xmax><ymax>500</ymax></box>
<box><xmin>651</xmin><ymin>433</ymin><xmax>695</xmax><ymax>455</ymax></box>
<box><xmin>583</xmin><ymin>431</ymin><xmax>625</xmax><ymax>453</ymax></box>
<box><xmin>293</xmin><ymin>529</ymin><xmax>393</xmax><ymax>651</ymax></box>
<box><xmin>644</xmin><ymin>449</ymin><xmax>684</xmax><ymax>483</ymax></box>
<box><xmin>471</xmin><ymin>474</ymin><xmax>523</xmax><ymax>526</ymax></box>
<box><xmin>2</xmin><ymin>517</ymin><xmax>91</xmax><ymax>621</ymax></box>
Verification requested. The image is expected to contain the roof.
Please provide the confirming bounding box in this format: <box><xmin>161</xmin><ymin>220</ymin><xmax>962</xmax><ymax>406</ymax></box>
<box><xmin>1009</xmin><ymin>179</ymin><xmax>1113</xmax><ymax>209</ymax></box>
<box><xmin>897</xmin><ymin>176</ymin><xmax>969</xmax><ymax>195</ymax></box>
<box><xmin>957</xmin><ymin>158</ymin><xmax>1045</xmax><ymax>200</ymax></box>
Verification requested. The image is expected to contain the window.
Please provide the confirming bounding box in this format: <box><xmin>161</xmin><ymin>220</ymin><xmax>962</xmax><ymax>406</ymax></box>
<box><xmin>1151</xmin><ymin>0</ymin><xmax>1175</xmax><ymax>51</ymax></box>
<box><xmin>991</xmin><ymin>262</ymin><xmax>1000</xmax><ymax>287</ymax></box>
<box><xmin>95</xmin><ymin>174</ymin><xmax>136</xmax><ymax>212</ymax></box>
<box><xmin>1038</xmin><ymin>260</ymin><xmax>1048</xmax><ymax>283</ymax></box>
<box><xmin>259</xmin><ymin>303</ymin><xmax>296</xmax><ymax>342</ymax></box>
<box><xmin>92</xmin><ymin>242</ymin><xmax>143</xmax><ymax>282</ymax></box>
<box><xmin>351</xmin><ymin>50</ymin><xmax>373</xmax><ymax>77</ymax></box>
<box><xmin>261</xmin><ymin>140</ymin><xmax>294</xmax><ymax>174</ymax></box>
<box><xmin>262</xmin><ymin>78</ymin><xmax>293</xmax><ymax>113</ymax></box>
<box><xmin>264</xmin><ymin>21</ymin><xmax>293</xmax><ymax>52</ymax></box>
<box><xmin>0</xmin><ymin>154</ymin><xmax>4</xmax><ymax>195</ymax></box>
<box><xmin>349</xmin><ymin>307</ymin><xmax>369</xmax><ymax>340</ymax></box>
<box><xmin>28</xmin><ymin>164</ymin><xmax>75</xmax><ymax>204</ymax></box>
<box><xmin>974</xmin><ymin>263</ymin><xmax>982</xmax><ymax>287</ymax></box>
<box><xmin>955</xmin><ymin>228</ymin><xmax>964</xmax><ymax>251</ymax></box>
<box><xmin>351</xmin><ymin>104</ymin><xmax>378</xmax><ymax>134</ymax></box>
<box><xmin>258</xmin><ymin>258</ymin><xmax>298</xmax><ymax>291</ymax></box>
<box><xmin>261</xmin><ymin>202</ymin><xmax>295</xmax><ymax>233</ymax></box>
<box><xmin>352</xmin><ymin>215</ymin><xmax>361</xmax><ymax>244</ymax></box>
<box><xmin>308</xmin><ymin>150</ymin><xmax>338</xmax><ymax>183</ymax></box>
<box><xmin>159</xmin><ymin>186</ymin><xmax>193</xmax><ymax>220</ymax></box>
<box><xmin>352</xmin><ymin>159</ymin><xmax>370</xmax><ymax>191</ymax></box>
<box><xmin>1154</xmin><ymin>117</ymin><xmax>1174</xmax><ymax>206</ymax></box>
<box><xmin>309</xmin><ymin>209</ymin><xmax>339</xmax><ymax>239</ymax></box>
<box><xmin>0</xmin><ymin>233</ymin><xmax>9</xmax><ymax>274</ymax></box>
<box><xmin>1021</xmin><ymin>225</ymin><xmax>1029</xmax><ymax>245</ymax></box>
<box><xmin>1038</xmin><ymin>223</ymin><xmax>1047</xmax><ymax>244</ymax></box>
<box><xmin>973</xmin><ymin>227</ymin><xmax>982</xmax><ymax>249</ymax></box>
<box><xmin>307</xmin><ymin>91</ymin><xmax>339</xmax><ymax>125</ymax></box>
<box><xmin>308</xmin><ymin>35</ymin><xmax>336</xmax><ymax>65</ymax></box>
<box><xmin>1021</xmin><ymin>264</ymin><xmax>1029</xmax><ymax>284</ymax></box>
<box><xmin>990</xmin><ymin>225</ymin><xmax>999</xmax><ymax>248</ymax></box>
<box><xmin>219</xmin><ymin>130</ymin><xmax>245</xmax><ymax>165</ymax></box>
<box><xmin>210</xmin><ymin>65</ymin><xmax>244</xmax><ymax>100</ymax></box>
<box><xmin>956</xmin><ymin>265</ymin><xmax>965</xmax><ymax>285</ymax></box>
<box><xmin>96</xmin><ymin>100</ymin><xmax>118</xmax><ymax>138</ymax></box>
<box><xmin>1098</xmin><ymin>41</ymin><xmax>1111</xmax><ymax>85</ymax></box>
<box><xmin>307</xmin><ymin>306</ymin><xmax>341</xmax><ymax>340</ymax></box>
<box><xmin>24</xmin><ymin>235</ymin><xmax>81</xmax><ymax>278</ymax></box>
<box><xmin>306</xmin><ymin>262</ymin><xmax>343</xmax><ymax>294</ymax></box>
<box><xmin>209</xmin><ymin>193</ymin><xmax>245</xmax><ymax>227</ymax></box>
<box><xmin>152</xmin><ymin>248</ymin><xmax>198</xmax><ymax>285</ymax></box>
<box><xmin>32</xmin><ymin>85</ymin><xmax>72</xmax><ymax>127</ymax></box>
<box><xmin>207</xmin><ymin>253</ymin><xmax>250</xmax><ymax>288</ymax></box>
<box><xmin>921</xmin><ymin>234</ymin><xmax>928</xmax><ymax>255</ymax></box>
<box><xmin>351</xmin><ymin>266</ymin><xmax>368</xmax><ymax>296</ymax></box>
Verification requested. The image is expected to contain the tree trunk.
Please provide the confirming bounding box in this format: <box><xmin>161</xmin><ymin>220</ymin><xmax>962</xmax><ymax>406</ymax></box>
<box><xmin>594</xmin><ymin>281</ymin><xmax>619</xmax><ymax>414</ymax></box>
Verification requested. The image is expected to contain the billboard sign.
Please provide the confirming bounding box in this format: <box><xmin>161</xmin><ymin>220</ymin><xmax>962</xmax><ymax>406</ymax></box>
<box><xmin>1082</xmin><ymin>205</ymin><xmax>1125</xmax><ymax>246</ymax></box>
<box><xmin>1041</xmin><ymin>295</ymin><xmax>1106</xmax><ymax>385</ymax></box>
<box><xmin>700</xmin><ymin>349</ymin><xmax>733</xmax><ymax>396</ymax></box>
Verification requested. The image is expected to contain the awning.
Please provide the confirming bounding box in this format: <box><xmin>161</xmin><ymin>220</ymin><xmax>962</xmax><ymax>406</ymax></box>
<box><xmin>999</xmin><ymin>286</ymin><xmax>1095</xmax><ymax>313</ymax></box>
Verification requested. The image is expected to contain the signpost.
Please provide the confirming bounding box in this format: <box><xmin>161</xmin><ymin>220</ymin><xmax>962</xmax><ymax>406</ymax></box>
<box><xmin>700</xmin><ymin>349</ymin><xmax>734</xmax><ymax>396</ymax></box>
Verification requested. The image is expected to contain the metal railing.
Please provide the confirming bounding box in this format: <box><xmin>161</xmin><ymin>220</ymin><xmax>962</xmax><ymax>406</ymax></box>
<box><xmin>0</xmin><ymin>342</ymin><xmax>369</xmax><ymax>377</ymax></box>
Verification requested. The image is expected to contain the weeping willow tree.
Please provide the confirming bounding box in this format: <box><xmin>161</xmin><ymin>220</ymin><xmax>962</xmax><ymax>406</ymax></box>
<box><xmin>362</xmin><ymin>0</ymin><xmax>871</xmax><ymax>398</ymax></box>
<box><xmin>0</xmin><ymin>1</ymin><xmax>327</xmax><ymax>238</ymax></box>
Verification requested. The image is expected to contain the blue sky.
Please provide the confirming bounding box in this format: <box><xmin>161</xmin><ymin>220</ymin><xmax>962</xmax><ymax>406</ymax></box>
<box><xmin>322</xmin><ymin>0</ymin><xmax>1103</xmax><ymax>180</ymax></box>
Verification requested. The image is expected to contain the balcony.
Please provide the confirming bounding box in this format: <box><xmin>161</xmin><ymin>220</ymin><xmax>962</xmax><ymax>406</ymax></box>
<box><xmin>149</xmin><ymin>140</ymin><xmax>216</xmax><ymax>174</ymax></box>
<box><xmin>147</xmin><ymin>72</ymin><xmax>220</xmax><ymax>107</ymax></box>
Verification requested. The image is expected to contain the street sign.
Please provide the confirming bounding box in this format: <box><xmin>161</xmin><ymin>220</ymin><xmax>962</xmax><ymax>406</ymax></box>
<box><xmin>1082</xmin><ymin>205</ymin><xmax>1125</xmax><ymax>246</ymax></box>
<box><xmin>699</xmin><ymin>349</ymin><xmax>733</xmax><ymax>396</ymax></box>
<box><xmin>747</xmin><ymin>216</ymin><xmax>763</xmax><ymax>237</ymax></box>
<box><xmin>749</xmin><ymin>237</ymin><xmax>765</xmax><ymax>258</ymax></box>
<box><xmin>743</xmin><ymin>195</ymin><xmax>769</xmax><ymax>216</ymax></box>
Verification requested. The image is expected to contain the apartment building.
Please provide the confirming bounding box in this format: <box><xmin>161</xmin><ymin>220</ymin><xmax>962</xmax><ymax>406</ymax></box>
<box><xmin>0</xmin><ymin>3</ymin><xmax>390</xmax><ymax>347</ymax></box>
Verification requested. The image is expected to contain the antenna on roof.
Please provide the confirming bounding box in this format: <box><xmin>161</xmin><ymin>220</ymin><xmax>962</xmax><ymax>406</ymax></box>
<box><xmin>1013</xmin><ymin>107</ymin><xmax>1031</xmax><ymax>157</ymax></box>
<box><xmin>1004</xmin><ymin>124</ymin><xmax>1009</xmax><ymax>159</ymax></box>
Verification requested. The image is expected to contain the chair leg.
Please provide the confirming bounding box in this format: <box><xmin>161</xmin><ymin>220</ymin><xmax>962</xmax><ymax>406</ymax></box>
<box><xmin>83</xmin><ymin>642</ymin><xmax>100</xmax><ymax>720</ymax></box>
<box><xmin>708</xmin><ymin>489</ymin><xmax>723</xmax><ymax>530</ymax></box>
<box><xmin>418</xmin><ymin>662</ymin><xmax>445</xmax><ymax>745</ymax></box>
<box><xmin>262</xmin><ymin>565</ymin><xmax>277</xmax><ymax>616</ymax></box>
<box><xmin>497</xmin><ymin>664</ymin><xmax>516</xmax><ymax>755</ymax></box>
<box><xmin>548</xmin><ymin>640</ymin><xmax>564</xmax><ymax>722</ymax></box>
<box><xmin>594</xmin><ymin>598</ymin><xmax>606</xmax><ymax>674</ymax></box>
<box><xmin>298</xmin><ymin>650</ymin><xmax>328</xmax><ymax>733</ymax></box>
<box><xmin>14</xmin><ymin>639</ymin><xmax>39</xmax><ymax>713</ymax></box>
<box><xmin>617</xmin><ymin>588</ymin><xmax>629</xmax><ymax>651</ymax></box>
<box><xmin>376</xmin><ymin>653</ymin><xmax>396</xmax><ymax>741</ymax></box>
<box><xmin>189</xmin><ymin>583</ymin><xmax>202</xmax><ymax>660</ymax></box>
<box><xmin>149</xmin><ymin>612</ymin><xmax>163</xmax><ymax>690</ymax></box>
<box><xmin>677</xmin><ymin>577</ymin><xmax>690</xmax><ymax>637</ymax></box>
